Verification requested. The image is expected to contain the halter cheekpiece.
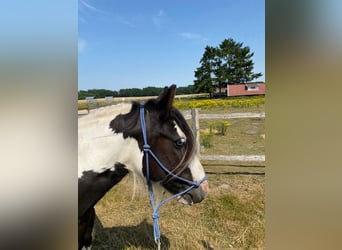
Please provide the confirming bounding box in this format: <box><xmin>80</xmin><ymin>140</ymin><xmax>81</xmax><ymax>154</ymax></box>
<box><xmin>139</xmin><ymin>105</ymin><xmax>207</xmax><ymax>249</ymax></box>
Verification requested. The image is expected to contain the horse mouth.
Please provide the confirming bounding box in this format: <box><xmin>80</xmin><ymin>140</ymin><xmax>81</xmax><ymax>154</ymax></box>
<box><xmin>177</xmin><ymin>194</ymin><xmax>194</xmax><ymax>205</ymax></box>
<box><xmin>176</xmin><ymin>181</ymin><xmax>209</xmax><ymax>205</ymax></box>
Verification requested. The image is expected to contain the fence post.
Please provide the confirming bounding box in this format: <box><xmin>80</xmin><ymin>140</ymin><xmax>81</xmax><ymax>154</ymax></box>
<box><xmin>191</xmin><ymin>108</ymin><xmax>200</xmax><ymax>155</ymax></box>
<box><xmin>86</xmin><ymin>97</ymin><xmax>97</xmax><ymax>110</ymax></box>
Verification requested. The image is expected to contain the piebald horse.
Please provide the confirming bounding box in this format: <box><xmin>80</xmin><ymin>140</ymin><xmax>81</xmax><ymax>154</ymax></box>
<box><xmin>78</xmin><ymin>85</ymin><xmax>208</xmax><ymax>249</ymax></box>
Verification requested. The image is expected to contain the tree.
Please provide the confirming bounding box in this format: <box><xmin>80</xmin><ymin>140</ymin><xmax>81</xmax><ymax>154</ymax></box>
<box><xmin>119</xmin><ymin>88</ymin><xmax>142</xmax><ymax>97</ymax></box>
<box><xmin>194</xmin><ymin>46</ymin><xmax>219</xmax><ymax>96</ymax></box>
<box><xmin>219</xmin><ymin>38</ymin><xmax>262</xmax><ymax>84</ymax></box>
<box><xmin>78</xmin><ymin>89</ymin><xmax>118</xmax><ymax>99</ymax></box>
<box><xmin>194</xmin><ymin>38</ymin><xmax>262</xmax><ymax>95</ymax></box>
<box><xmin>78</xmin><ymin>85</ymin><xmax>196</xmax><ymax>99</ymax></box>
<box><xmin>177</xmin><ymin>85</ymin><xmax>195</xmax><ymax>94</ymax></box>
<box><xmin>142</xmin><ymin>86</ymin><xmax>163</xmax><ymax>96</ymax></box>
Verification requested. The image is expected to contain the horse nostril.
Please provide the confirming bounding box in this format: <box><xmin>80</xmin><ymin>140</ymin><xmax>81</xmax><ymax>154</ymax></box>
<box><xmin>200</xmin><ymin>180</ymin><xmax>209</xmax><ymax>194</ymax></box>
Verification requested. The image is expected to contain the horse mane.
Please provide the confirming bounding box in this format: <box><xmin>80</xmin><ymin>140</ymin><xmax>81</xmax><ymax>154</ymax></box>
<box><xmin>109</xmin><ymin>102</ymin><xmax>141</xmax><ymax>139</ymax></box>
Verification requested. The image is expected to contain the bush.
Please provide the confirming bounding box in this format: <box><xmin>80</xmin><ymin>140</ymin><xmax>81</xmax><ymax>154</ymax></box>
<box><xmin>201</xmin><ymin>133</ymin><xmax>214</xmax><ymax>148</ymax></box>
<box><xmin>216</xmin><ymin>121</ymin><xmax>231</xmax><ymax>135</ymax></box>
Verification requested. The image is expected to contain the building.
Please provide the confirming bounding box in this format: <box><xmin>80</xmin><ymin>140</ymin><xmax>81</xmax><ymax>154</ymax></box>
<box><xmin>215</xmin><ymin>82</ymin><xmax>265</xmax><ymax>97</ymax></box>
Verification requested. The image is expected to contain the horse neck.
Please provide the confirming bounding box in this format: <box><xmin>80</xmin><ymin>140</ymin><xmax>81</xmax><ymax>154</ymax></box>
<box><xmin>78</xmin><ymin>103</ymin><xmax>144</xmax><ymax>179</ymax></box>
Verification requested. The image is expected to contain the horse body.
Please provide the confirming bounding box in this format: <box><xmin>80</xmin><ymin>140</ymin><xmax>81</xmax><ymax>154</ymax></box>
<box><xmin>78</xmin><ymin>86</ymin><xmax>208</xmax><ymax>249</ymax></box>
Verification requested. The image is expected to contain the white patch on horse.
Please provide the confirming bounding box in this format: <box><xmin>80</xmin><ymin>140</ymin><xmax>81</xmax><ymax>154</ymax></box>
<box><xmin>174</xmin><ymin>123</ymin><xmax>186</xmax><ymax>140</ymax></box>
<box><xmin>188</xmin><ymin>155</ymin><xmax>206</xmax><ymax>182</ymax></box>
<box><xmin>174</xmin><ymin>121</ymin><xmax>207</xmax><ymax>188</ymax></box>
<box><xmin>78</xmin><ymin>103</ymin><xmax>144</xmax><ymax>179</ymax></box>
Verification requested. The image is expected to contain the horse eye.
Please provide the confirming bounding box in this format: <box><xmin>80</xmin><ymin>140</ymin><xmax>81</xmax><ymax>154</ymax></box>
<box><xmin>175</xmin><ymin>138</ymin><xmax>186</xmax><ymax>148</ymax></box>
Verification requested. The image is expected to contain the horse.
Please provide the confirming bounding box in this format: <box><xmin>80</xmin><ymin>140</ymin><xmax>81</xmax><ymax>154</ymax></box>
<box><xmin>78</xmin><ymin>85</ymin><xmax>209</xmax><ymax>250</ymax></box>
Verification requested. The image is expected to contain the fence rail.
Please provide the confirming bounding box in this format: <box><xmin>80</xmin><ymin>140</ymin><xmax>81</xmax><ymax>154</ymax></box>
<box><xmin>201</xmin><ymin>155</ymin><xmax>265</xmax><ymax>162</ymax></box>
<box><xmin>182</xmin><ymin>111</ymin><xmax>265</xmax><ymax>120</ymax></box>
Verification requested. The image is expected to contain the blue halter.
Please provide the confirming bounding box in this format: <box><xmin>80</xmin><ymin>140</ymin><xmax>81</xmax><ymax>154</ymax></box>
<box><xmin>139</xmin><ymin>105</ymin><xmax>207</xmax><ymax>247</ymax></box>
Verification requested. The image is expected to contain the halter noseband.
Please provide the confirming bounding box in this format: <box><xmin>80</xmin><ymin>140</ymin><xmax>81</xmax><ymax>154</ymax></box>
<box><xmin>139</xmin><ymin>105</ymin><xmax>207</xmax><ymax>248</ymax></box>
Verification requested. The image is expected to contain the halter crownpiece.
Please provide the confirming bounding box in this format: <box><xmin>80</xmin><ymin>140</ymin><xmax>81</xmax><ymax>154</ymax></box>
<box><xmin>139</xmin><ymin>105</ymin><xmax>207</xmax><ymax>248</ymax></box>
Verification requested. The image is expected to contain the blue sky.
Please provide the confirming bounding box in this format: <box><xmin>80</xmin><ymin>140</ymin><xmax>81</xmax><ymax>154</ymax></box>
<box><xmin>78</xmin><ymin>0</ymin><xmax>265</xmax><ymax>91</ymax></box>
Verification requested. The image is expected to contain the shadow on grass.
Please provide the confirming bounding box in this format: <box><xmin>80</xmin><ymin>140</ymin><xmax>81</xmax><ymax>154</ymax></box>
<box><xmin>92</xmin><ymin>217</ymin><xmax>170</xmax><ymax>250</ymax></box>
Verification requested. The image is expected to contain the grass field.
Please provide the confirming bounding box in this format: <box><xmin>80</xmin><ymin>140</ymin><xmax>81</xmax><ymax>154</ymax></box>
<box><xmin>88</xmin><ymin>102</ymin><xmax>265</xmax><ymax>250</ymax></box>
<box><xmin>93</xmin><ymin>165</ymin><xmax>264</xmax><ymax>250</ymax></box>
<box><xmin>198</xmin><ymin>117</ymin><xmax>265</xmax><ymax>156</ymax></box>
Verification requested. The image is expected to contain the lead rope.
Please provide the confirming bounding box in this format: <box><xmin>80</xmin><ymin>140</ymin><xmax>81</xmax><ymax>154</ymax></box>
<box><xmin>139</xmin><ymin>105</ymin><xmax>207</xmax><ymax>250</ymax></box>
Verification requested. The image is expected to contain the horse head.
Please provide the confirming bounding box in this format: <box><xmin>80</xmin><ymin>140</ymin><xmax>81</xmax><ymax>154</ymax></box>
<box><xmin>110</xmin><ymin>85</ymin><xmax>208</xmax><ymax>205</ymax></box>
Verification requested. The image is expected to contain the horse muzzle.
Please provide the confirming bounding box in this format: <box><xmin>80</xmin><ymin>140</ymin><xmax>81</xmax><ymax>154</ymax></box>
<box><xmin>177</xmin><ymin>180</ymin><xmax>209</xmax><ymax>205</ymax></box>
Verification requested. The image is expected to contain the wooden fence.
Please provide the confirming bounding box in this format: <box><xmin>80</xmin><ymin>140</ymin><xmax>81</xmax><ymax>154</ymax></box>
<box><xmin>188</xmin><ymin>108</ymin><xmax>265</xmax><ymax>163</ymax></box>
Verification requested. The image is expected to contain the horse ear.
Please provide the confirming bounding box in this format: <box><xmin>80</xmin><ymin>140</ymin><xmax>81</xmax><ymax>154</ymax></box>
<box><xmin>156</xmin><ymin>84</ymin><xmax>176</xmax><ymax>115</ymax></box>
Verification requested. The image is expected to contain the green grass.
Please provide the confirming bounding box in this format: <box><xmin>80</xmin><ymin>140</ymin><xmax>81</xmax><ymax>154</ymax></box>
<box><xmin>198</xmin><ymin>118</ymin><xmax>265</xmax><ymax>155</ymax></box>
<box><xmin>92</xmin><ymin>165</ymin><xmax>265</xmax><ymax>250</ymax></box>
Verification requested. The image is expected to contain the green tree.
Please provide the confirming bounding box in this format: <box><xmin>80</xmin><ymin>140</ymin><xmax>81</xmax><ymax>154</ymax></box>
<box><xmin>194</xmin><ymin>38</ymin><xmax>262</xmax><ymax>95</ymax></box>
<box><xmin>194</xmin><ymin>46</ymin><xmax>218</xmax><ymax>96</ymax></box>
<box><xmin>78</xmin><ymin>89</ymin><xmax>118</xmax><ymax>99</ymax></box>
<box><xmin>141</xmin><ymin>86</ymin><xmax>163</xmax><ymax>96</ymax></box>
<box><xmin>219</xmin><ymin>38</ymin><xmax>262</xmax><ymax>84</ymax></box>
<box><xmin>119</xmin><ymin>88</ymin><xmax>142</xmax><ymax>97</ymax></box>
<box><xmin>177</xmin><ymin>85</ymin><xmax>195</xmax><ymax>94</ymax></box>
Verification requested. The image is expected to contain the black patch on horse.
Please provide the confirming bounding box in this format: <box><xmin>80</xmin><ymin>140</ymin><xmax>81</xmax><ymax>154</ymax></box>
<box><xmin>78</xmin><ymin>163</ymin><xmax>129</xmax><ymax>217</ymax></box>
